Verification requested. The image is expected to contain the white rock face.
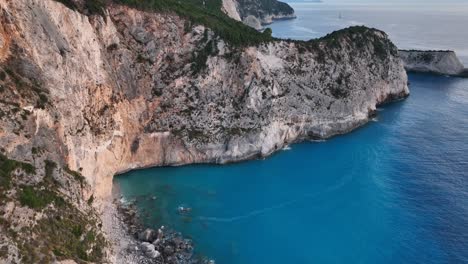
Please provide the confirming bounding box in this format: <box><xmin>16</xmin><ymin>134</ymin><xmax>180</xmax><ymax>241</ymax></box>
<box><xmin>399</xmin><ymin>50</ymin><xmax>466</xmax><ymax>76</ymax></box>
<box><xmin>242</xmin><ymin>15</ymin><xmax>263</xmax><ymax>30</ymax></box>
<box><xmin>221</xmin><ymin>0</ymin><xmax>296</xmax><ymax>30</ymax></box>
<box><xmin>0</xmin><ymin>2</ymin><xmax>409</xmax><ymax>262</ymax></box>
<box><xmin>141</xmin><ymin>242</ymin><xmax>161</xmax><ymax>258</ymax></box>
<box><xmin>0</xmin><ymin>0</ymin><xmax>408</xmax><ymax>202</ymax></box>
<box><xmin>222</xmin><ymin>0</ymin><xmax>242</xmax><ymax>21</ymax></box>
<box><xmin>261</xmin><ymin>13</ymin><xmax>297</xmax><ymax>25</ymax></box>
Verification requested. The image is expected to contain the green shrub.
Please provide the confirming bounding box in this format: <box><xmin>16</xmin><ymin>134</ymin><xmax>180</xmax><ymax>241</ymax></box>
<box><xmin>19</xmin><ymin>186</ymin><xmax>64</xmax><ymax>209</ymax></box>
<box><xmin>0</xmin><ymin>71</ymin><xmax>6</xmax><ymax>81</ymax></box>
<box><xmin>36</xmin><ymin>93</ymin><xmax>49</xmax><ymax>109</ymax></box>
<box><xmin>44</xmin><ymin>159</ymin><xmax>58</xmax><ymax>186</ymax></box>
<box><xmin>87</xmin><ymin>195</ymin><xmax>94</xmax><ymax>205</ymax></box>
<box><xmin>35</xmin><ymin>210</ymin><xmax>106</xmax><ymax>262</ymax></box>
<box><xmin>71</xmin><ymin>225</ymin><xmax>83</xmax><ymax>238</ymax></box>
<box><xmin>0</xmin><ymin>154</ymin><xmax>35</xmax><ymax>190</ymax></box>
<box><xmin>64</xmin><ymin>166</ymin><xmax>86</xmax><ymax>186</ymax></box>
<box><xmin>114</xmin><ymin>0</ymin><xmax>272</xmax><ymax>46</ymax></box>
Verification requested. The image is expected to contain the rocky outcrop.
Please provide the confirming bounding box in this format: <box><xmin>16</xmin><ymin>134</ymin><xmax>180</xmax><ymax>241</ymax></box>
<box><xmin>0</xmin><ymin>0</ymin><xmax>408</xmax><ymax>262</ymax></box>
<box><xmin>222</xmin><ymin>0</ymin><xmax>296</xmax><ymax>30</ymax></box>
<box><xmin>399</xmin><ymin>50</ymin><xmax>468</xmax><ymax>77</ymax></box>
<box><xmin>222</xmin><ymin>0</ymin><xmax>242</xmax><ymax>21</ymax></box>
<box><xmin>0</xmin><ymin>0</ymin><xmax>409</xmax><ymax>199</ymax></box>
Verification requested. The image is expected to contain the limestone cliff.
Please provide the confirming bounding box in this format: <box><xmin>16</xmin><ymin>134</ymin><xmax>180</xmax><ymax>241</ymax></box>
<box><xmin>399</xmin><ymin>50</ymin><xmax>468</xmax><ymax>77</ymax></box>
<box><xmin>0</xmin><ymin>0</ymin><xmax>408</xmax><ymax>262</ymax></box>
<box><xmin>222</xmin><ymin>0</ymin><xmax>296</xmax><ymax>30</ymax></box>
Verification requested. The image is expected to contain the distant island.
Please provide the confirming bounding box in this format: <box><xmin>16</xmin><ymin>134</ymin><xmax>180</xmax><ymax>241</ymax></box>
<box><xmin>399</xmin><ymin>50</ymin><xmax>468</xmax><ymax>77</ymax></box>
<box><xmin>0</xmin><ymin>0</ymin><xmax>408</xmax><ymax>263</ymax></box>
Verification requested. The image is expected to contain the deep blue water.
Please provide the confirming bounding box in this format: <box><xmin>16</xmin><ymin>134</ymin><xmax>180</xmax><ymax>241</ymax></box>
<box><xmin>116</xmin><ymin>75</ymin><xmax>468</xmax><ymax>263</ymax></box>
<box><xmin>115</xmin><ymin>3</ymin><xmax>468</xmax><ymax>263</ymax></box>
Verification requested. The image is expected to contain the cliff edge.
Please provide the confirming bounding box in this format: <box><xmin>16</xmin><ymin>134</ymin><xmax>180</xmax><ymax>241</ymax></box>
<box><xmin>399</xmin><ymin>50</ymin><xmax>468</xmax><ymax>77</ymax></box>
<box><xmin>222</xmin><ymin>0</ymin><xmax>296</xmax><ymax>30</ymax></box>
<box><xmin>0</xmin><ymin>0</ymin><xmax>408</xmax><ymax>262</ymax></box>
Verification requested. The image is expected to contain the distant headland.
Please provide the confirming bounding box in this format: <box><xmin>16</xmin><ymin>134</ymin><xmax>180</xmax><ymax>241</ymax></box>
<box><xmin>399</xmin><ymin>50</ymin><xmax>468</xmax><ymax>77</ymax></box>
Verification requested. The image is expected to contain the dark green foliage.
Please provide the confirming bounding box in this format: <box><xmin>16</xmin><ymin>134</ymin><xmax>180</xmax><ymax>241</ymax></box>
<box><xmin>0</xmin><ymin>154</ymin><xmax>36</xmax><ymax>190</ymax></box>
<box><xmin>71</xmin><ymin>224</ymin><xmax>83</xmax><ymax>238</ymax></box>
<box><xmin>53</xmin><ymin>0</ymin><xmax>77</xmax><ymax>10</ymax></box>
<box><xmin>263</xmin><ymin>28</ymin><xmax>272</xmax><ymax>38</ymax></box>
<box><xmin>329</xmin><ymin>85</ymin><xmax>349</xmax><ymax>99</ymax></box>
<box><xmin>191</xmin><ymin>39</ymin><xmax>218</xmax><ymax>74</ymax></box>
<box><xmin>0</xmin><ymin>71</ymin><xmax>6</xmax><ymax>81</ymax></box>
<box><xmin>0</xmin><ymin>154</ymin><xmax>106</xmax><ymax>263</ymax></box>
<box><xmin>184</xmin><ymin>20</ymin><xmax>192</xmax><ymax>33</ymax></box>
<box><xmin>33</xmin><ymin>207</ymin><xmax>106</xmax><ymax>263</ymax></box>
<box><xmin>31</xmin><ymin>147</ymin><xmax>40</xmax><ymax>155</ymax></box>
<box><xmin>64</xmin><ymin>166</ymin><xmax>86</xmax><ymax>186</ymax></box>
<box><xmin>88</xmin><ymin>195</ymin><xmax>94</xmax><ymax>205</ymax></box>
<box><xmin>37</xmin><ymin>93</ymin><xmax>49</xmax><ymax>109</ymax></box>
<box><xmin>52</xmin><ymin>0</ymin><xmax>272</xmax><ymax>45</ymax></box>
<box><xmin>44</xmin><ymin>160</ymin><xmax>57</xmax><ymax>183</ymax></box>
<box><xmin>136</xmin><ymin>54</ymin><xmax>150</xmax><ymax>63</ymax></box>
<box><xmin>236</xmin><ymin>0</ymin><xmax>294</xmax><ymax>18</ymax></box>
<box><xmin>85</xmin><ymin>0</ymin><xmax>106</xmax><ymax>15</ymax></box>
<box><xmin>107</xmin><ymin>43</ymin><xmax>118</xmax><ymax>52</ymax></box>
<box><xmin>295</xmin><ymin>26</ymin><xmax>396</xmax><ymax>62</ymax></box>
<box><xmin>130</xmin><ymin>138</ymin><xmax>140</xmax><ymax>153</ymax></box>
<box><xmin>19</xmin><ymin>185</ymin><xmax>65</xmax><ymax>209</ymax></box>
<box><xmin>114</xmin><ymin>0</ymin><xmax>273</xmax><ymax>46</ymax></box>
<box><xmin>53</xmin><ymin>0</ymin><xmax>106</xmax><ymax>16</ymax></box>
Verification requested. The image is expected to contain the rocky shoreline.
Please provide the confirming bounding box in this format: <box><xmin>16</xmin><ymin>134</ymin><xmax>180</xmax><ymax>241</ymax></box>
<box><xmin>104</xmin><ymin>184</ymin><xmax>213</xmax><ymax>264</ymax></box>
<box><xmin>0</xmin><ymin>0</ymin><xmax>409</xmax><ymax>262</ymax></box>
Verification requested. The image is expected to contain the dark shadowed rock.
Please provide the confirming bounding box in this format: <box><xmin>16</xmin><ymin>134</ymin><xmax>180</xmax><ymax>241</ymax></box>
<box><xmin>138</xmin><ymin>228</ymin><xmax>157</xmax><ymax>242</ymax></box>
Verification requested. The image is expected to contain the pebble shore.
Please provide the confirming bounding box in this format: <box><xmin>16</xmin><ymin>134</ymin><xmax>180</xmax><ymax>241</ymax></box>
<box><xmin>102</xmin><ymin>195</ymin><xmax>213</xmax><ymax>264</ymax></box>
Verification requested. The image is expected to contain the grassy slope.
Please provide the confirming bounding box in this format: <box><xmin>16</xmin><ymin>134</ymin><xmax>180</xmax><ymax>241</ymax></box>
<box><xmin>116</xmin><ymin>0</ymin><xmax>274</xmax><ymax>45</ymax></box>
<box><xmin>53</xmin><ymin>0</ymin><xmax>272</xmax><ymax>46</ymax></box>
<box><xmin>53</xmin><ymin>0</ymin><xmax>391</xmax><ymax>51</ymax></box>
<box><xmin>0</xmin><ymin>154</ymin><xmax>106</xmax><ymax>263</ymax></box>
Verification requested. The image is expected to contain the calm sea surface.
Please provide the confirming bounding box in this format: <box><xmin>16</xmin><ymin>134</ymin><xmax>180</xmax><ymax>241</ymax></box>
<box><xmin>272</xmin><ymin>2</ymin><xmax>468</xmax><ymax>64</ymax></box>
<box><xmin>115</xmin><ymin>2</ymin><xmax>468</xmax><ymax>263</ymax></box>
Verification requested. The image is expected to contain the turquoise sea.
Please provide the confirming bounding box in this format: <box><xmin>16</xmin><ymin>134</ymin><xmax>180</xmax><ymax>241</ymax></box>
<box><xmin>115</xmin><ymin>2</ymin><xmax>468</xmax><ymax>263</ymax></box>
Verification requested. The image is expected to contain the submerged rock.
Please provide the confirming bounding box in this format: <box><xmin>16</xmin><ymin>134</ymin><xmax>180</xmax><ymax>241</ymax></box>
<box><xmin>177</xmin><ymin>206</ymin><xmax>192</xmax><ymax>215</ymax></box>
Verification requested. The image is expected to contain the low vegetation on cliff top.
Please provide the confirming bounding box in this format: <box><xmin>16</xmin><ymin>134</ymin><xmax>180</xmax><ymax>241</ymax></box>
<box><xmin>52</xmin><ymin>0</ymin><xmax>393</xmax><ymax>55</ymax></box>
<box><xmin>54</xmin><ymin>0</ymin><xmax>273</xmax><ymax>46</ymax></box>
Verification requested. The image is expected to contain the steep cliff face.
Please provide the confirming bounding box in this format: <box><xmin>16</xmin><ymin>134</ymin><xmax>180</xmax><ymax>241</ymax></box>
<box><xmin>399</xmin><ymin>50</ymin><xmax>467</xmax><ymax>77</ymax></box>
<box><xmin>222</xmin><ymin>0</ymin><xmax>296</xmax><ymax>30</ymax></box>
<box><xmin>0</xmin><ymin>0</ymin><xmax>409</xmax><ymax>197</ymax></box>
<box><xmin>0</xmin><ymin>0</ymin><xmax>408</xmax><ymax>262</ymax></box>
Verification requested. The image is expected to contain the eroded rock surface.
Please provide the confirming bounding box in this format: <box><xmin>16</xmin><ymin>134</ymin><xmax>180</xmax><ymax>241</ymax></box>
<box><xmin>0</xmin><ymin>0</ymin><xmax>408</xmax><ymax>200</ymax></box>
<box><xmin>399</xmin><ymin>50</ymin><xmax>467</xmax><ymax>77</ymax></box>
<box><xmin>222</xmin><ymin>0</ymin><xmax>296</xmax><ymax>30</ymax></box>
<box><xmin>0</xmin><ymin>0</ymin><xmax>408</xmax><ymax>262</ymax></box>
